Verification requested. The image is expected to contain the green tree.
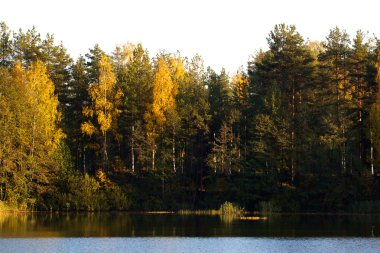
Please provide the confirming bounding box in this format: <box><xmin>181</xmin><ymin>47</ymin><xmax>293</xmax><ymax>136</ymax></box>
<box><xmin>207</xmin><ymin>122</ymin><xmax>241</xmax><ymax>174</ymax></box>
<box><xmin>12</xmin><ymin>27</ymin><xmax>43</xmax><ymax>66</ymax></box>
<box><xmin>177</xmin><ymin>55</ymin><xmax>210</xmax><ymax>191</ymax></box>
<box><xmin>208</xmin><ymin>68</ymin><xmax>233</xmax><ymax>135</ymax></box>
<box><xmin>0</xmin><ymin>22</ymin><xmax>12</xmax><ymax>66</ymax></box>
<box><xmin>231</xmin><ymin>70</ymin><xmax>251</xmax><ymax>160</ymax></box>
<box><xmin>114</xmin><ymin>43</ymin><xmax>153</xmax><ymax>172</ymax></box>
<box><xmin>369</xmin><ymin>51</ymin><xmax>380</xmax><ymax>174</ymax></box>
<box><xmin>86</xmin><ymin>44</ymin><xmax>105</xmax><ymax>83</ymax></box>
<box><xmin>65</xmin><ymin>56</ymin><xmax>91</xmax><ymax>171</ymax></box>
<box><xmin>251</xmin><ymin>24</ymin><xmax>315</xmax><ymax>182</ymax></box>
<box><xmin>318</xmin><ymin>27</ymin><xmax>352</xmax><ymax>173</ymax></box>
<box><xmin>40</xmin><ymin>34</ymin><xmax>72</xmax><ymax>119</ymax></box>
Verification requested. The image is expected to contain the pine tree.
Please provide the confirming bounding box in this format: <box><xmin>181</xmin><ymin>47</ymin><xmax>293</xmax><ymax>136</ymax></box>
<box><xmin>207</xmin><ymin>122</ymin><xmax>240</xmax><ymax>174</ymax></box>
<box><xmin>348</xmin><ymin>31</ymin><xmax>371</xmax><ymax>171</ymax></box>
<box><xmin>369</xmin><ymin>51</ymin><xmax>380</xmax><ymax>174</ymax></box>
<box><xmin>12</xmin><ymin>27</ymin><xmax>43</xmax><ymax>66</ymax></box>
<box><xmin>318</xmin><ymin>27</ymin><xmax>352</xmax><ymax>173</ymax></box>
<box><xmin>66</xmin><ymin>56</ymin><xmax>90</xmax><ymax>171</ymax></box>
<box><xmin>115</xmin><ymin>43</ymin><xmax>153</xmax><ymax>172</ymax></box>
<box><xmin>231</xmin><ymin>70</ymin><xmax>250</xmax><ymax>160</ymax></box>
<box><xmin>251</xmin><ymin>24</ymin><xmax>315</xmax><ymax>182</ymax></box>
<box><xmin>0</xmin><ymin>22</ymin><xmax>12</xmax><ymax>66</ymax></box>
<box><xmin>176</xmin><ymin>55</ymin><xmax>210</xmax><ymax>179</ymax></box>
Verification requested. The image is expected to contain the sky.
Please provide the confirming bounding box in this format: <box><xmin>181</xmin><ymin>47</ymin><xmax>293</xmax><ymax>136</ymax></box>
<box><xmin>1</xmin><ymin>0</ymin><xmax>379</xmax><ymax>74</ymax></box>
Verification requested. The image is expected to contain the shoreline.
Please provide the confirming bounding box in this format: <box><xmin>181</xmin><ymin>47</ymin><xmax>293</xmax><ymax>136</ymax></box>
<box><xmin>2</xmin><ymin>209</ymin><xmax>380</xmax><ymax>216</ymax></box>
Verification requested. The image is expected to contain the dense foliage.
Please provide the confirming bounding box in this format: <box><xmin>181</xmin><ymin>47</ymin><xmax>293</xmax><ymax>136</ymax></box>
<box><xmin>1</xmin><ymin>22</ymin><xmax>380</xmax><ymax>212</ymax></box>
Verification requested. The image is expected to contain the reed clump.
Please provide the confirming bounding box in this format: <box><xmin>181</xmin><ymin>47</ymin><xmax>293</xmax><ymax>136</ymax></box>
<box><xmin>178</xmin><ymin>209</ymin><xmax>219</xmax><ymax>215</ymax></box>
<box><xmin>178</xmin><ymin>202</ymin><xmax>244</xmax><ymax>215</ymax></box>
<box><xmin>219</xmin><ymin>201</ymin><xmax>244</xmax><ymax>215</ymax></box>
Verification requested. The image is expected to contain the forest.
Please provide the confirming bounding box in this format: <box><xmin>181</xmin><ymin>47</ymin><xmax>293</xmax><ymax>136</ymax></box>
<box><xmin>1</xmin><ymin>22</ymin><xmax>380</xmax><ymax>213</ymax></box>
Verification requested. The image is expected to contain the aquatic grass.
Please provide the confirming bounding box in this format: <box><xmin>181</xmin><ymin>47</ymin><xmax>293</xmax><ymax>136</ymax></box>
<box><xmin>178</xmin><ymin>202</ymin><xmax>245</xmax><ymax>216</ymax></box>
<box><xmin>239</xmin><ymin>216</ymin><xmax>267</xmax><ymax>221</ymax></box>
<box><xmin>145</xmin><ymin>211</ymin><xmax>175</xmax><ymax>214</ymax></box>
<box><xmin>219</xmin><ymin>201</ymin><xmax>244</xmax><ymax>215</ymax></box>
<box><xmin>177</xmin><ymin>209</ymin><xmax>220</xmax><ymax>215</ymax></box>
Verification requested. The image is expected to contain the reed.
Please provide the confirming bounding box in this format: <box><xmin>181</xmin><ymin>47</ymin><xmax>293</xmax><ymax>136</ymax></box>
<box><xmin>178</xmin><ymin>202</ymin><xmax>245</xmax><ymax>215</ymax></box>
<box><xmin>177</xmin><ymin>209</ymin><xmax>220</xmax><ymax>215</ymax></box>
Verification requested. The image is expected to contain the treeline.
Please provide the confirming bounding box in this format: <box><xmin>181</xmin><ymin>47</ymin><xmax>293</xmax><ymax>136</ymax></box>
<box><xmin>1</xmin><ymin>22</ymin><xmax>380</xmax><ymax>212</ymax></box>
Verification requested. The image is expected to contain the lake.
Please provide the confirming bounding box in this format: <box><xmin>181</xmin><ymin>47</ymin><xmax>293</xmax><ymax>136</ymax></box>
<box><xmin>1</xmin><ymin>213</ymin><xmax>380</xmax><ymax>252</ymax></box>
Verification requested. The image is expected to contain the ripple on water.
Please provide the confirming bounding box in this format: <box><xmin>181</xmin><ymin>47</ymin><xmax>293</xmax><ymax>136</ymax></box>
<box><xmin>1</xmin><ymin>237</ymin><xmax>380</xmax><ymax>253</ymax></box>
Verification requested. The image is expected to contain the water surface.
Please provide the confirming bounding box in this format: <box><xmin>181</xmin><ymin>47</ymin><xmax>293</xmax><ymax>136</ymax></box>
<box><xmin>1</xmin><ymin>213</ymin><xmax>380</xmax><ymax>252</ymax></box>
<box><xmin>1</xmin><ymin>213</ymin><xmax>379</xmax><ymax>237</ymax></box>
<box><xmin>1</xmin><ymin>237</ymin><xmax>380</xmax><ymax>253</ymax></box>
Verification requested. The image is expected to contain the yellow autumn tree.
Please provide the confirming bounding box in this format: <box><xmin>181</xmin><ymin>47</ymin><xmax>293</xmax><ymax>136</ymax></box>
<box><xmin>232</xmin><ymin>71</ymin><xmax>250</xmax><ymax>110</ymax></box>
<box><xmin>145</xmin><ymin>55</ymin><xmax>179</xmax><ymax>170</ymax></box>
<box><xmin>168</xmin><ymin>55</ymin><xmax>184</xmax><ymax>172</ymax></box>
<box><xmin>0</xmin><ymin>61</ymin><xmax>64</xmax><ymax>207</ymax></box>
<box><xmin>169</xmin><ymin>54</ymin><xmax>185</xmax><ymax>83</ymax></box>
<box><xmin>150</xmin><ymin>56</ymin><xmax>176</xmax><ymax>125</ymax></box>
<box><xmin>25</xmin><ymin>61</ymin><xmax>65</xmax><ymax>156</ymax></box>
<box><xmin>113</xmin><ymin>43</ymin><xmax>136</xmax><ymax>68</ymax></box>
<box><xmin>26</xmin><ymin>61</ymin><xmax>65</xmax><ymax>203</ymax></box>
<box><xmin>6</xmin><ymin>61</ymin><xmax>64</xmax><ymax>159</ymax></box>
<box><xmin>81</xmin><ymin>54</ymin><xmax>123</xmax><ymax>169</ymax></box>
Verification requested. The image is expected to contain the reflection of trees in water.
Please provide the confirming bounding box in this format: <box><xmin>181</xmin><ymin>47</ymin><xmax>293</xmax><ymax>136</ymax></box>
<box><xmin>219</xmin><ymin>214</ymin><xmax>237</xmax><ymax>224</ymax></box>
<box><xmin>0</xmin><ymin>213</ymin><xmax>32</xmax><ymax>236</ymax></box>
<box><xmin>0</xmin><ymin>213</ymin><xmax>134</xmax><ymax>237</ymax></box>
<box><xmin>1</xmin><ymin>213</ymin><xmax>380</xmax><ymax>237</ymax></box>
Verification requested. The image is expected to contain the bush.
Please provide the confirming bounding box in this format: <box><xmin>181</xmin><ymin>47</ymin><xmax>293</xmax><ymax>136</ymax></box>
<box><xmin>219</xmin><ymin>201</ymin><xmax>244</xmax><ymax>215</ymax></box>
<box><xmin>105</xmin><ymin>185</ymin><xmax>130</xmax><ymax>211</ymax></box>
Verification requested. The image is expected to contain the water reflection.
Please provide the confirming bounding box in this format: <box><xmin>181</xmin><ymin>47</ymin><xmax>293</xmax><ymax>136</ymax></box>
<box><xmin>219</xmin><ymin>214</ymin><xmax>236</xmax><ymax>224</ymax></box>
<box><xmin>0</xmin><ymin>213</ymin><xmax>380</xmax><ymax>237</ymax></box>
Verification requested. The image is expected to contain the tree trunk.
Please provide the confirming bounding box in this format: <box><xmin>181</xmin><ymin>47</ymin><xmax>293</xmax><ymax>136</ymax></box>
<box><xmin>172</xmin><ymin>126</ymin><xmax>176</xmax><ymax>173</ymax></box>
<box><xmin>244</xmin><ymin>115</ymin><xmax>247</xmax><ymax>159</ymax></box>
<box><xmin>103</xmin><ymin>131</ymin><xmax>108</xmax><ymax>170</ymax></box>
<box><xmin>358</xmin><ymin>78</ymin><xmax>363</xmax><ymax>169</ymax></box>
<box><xmin>342</xmin><ymin>127</ymin><xmax>346</xmax><ymax>173</ymax></box>
<box><xmin>181</xmin><ymin>143</ymin><xmax>185</xmax><ymax>174</ymax></box>
<box><xmin>213</xmin><ymin>132</ymin><xmax>216</xmax><ymax>173</ymax></box>
<box><xmin>371</xmin><ymin>129</ymin><xmax>374</xmax><ymax>175</ymax></box>
<box><xmin>131</xmin><ymin>125</ymin><xmax>135</xmax><ymax>173</ymax></box>
<box><xmin>342</xmin><ymin>51</ymin><xmax>347</xmax><ymax>173</ymax></box>
<box><xmin>152</xmin><ymin>144</ymin><xmax>155</xmax><ymax>171</ymax></box>
<box><xmin>31</xmin><ymin>114</ymin><xmax>36</xmax><ymax>157</ymax></box>
<box><xmin>103</xmin><ymin>80</ymin><xmax>107</xmax><ymax>170</ymax></box>
<box><xmin>230</xmin><ymin>125</ymin><xmax>233</xmax><ymax>174</ymax></box>
<box><xmin>83</xmin><ymin>147</ymin><xmax>86</xmax><ymax>173</ymax></box>
<box><xmin>291</xmin><ymin>80</ymin><xmax>295</xmax><ymax>182</ymax></box>
<box><xmin>161</xmin><ymin>175</ymin><xmax>165</xmax><ymax>199</ymax></box>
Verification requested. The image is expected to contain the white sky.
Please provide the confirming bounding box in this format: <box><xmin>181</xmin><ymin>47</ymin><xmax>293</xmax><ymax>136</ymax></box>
<box><xmin>1</xmin><ymin>0</ymin><xmax>379</xmax><ymax>74</ymax></box>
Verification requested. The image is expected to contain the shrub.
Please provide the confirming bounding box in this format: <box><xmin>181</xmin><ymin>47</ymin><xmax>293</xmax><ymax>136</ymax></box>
<box><xmin>219</xmin><ymin>201</ymin><xmax>244</xmax><ymax>215</ymax></box>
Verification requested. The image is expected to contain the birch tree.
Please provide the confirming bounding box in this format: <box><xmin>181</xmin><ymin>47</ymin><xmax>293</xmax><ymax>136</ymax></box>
<box><xmin>81</xmin><ymin>55</ymin><xmax>123</xmax><ymax>170</ymax></box>
<box><xmin>145</xmin><ymin>55</ymin><xmax>178</xmax><ymax>170</ymax></box>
